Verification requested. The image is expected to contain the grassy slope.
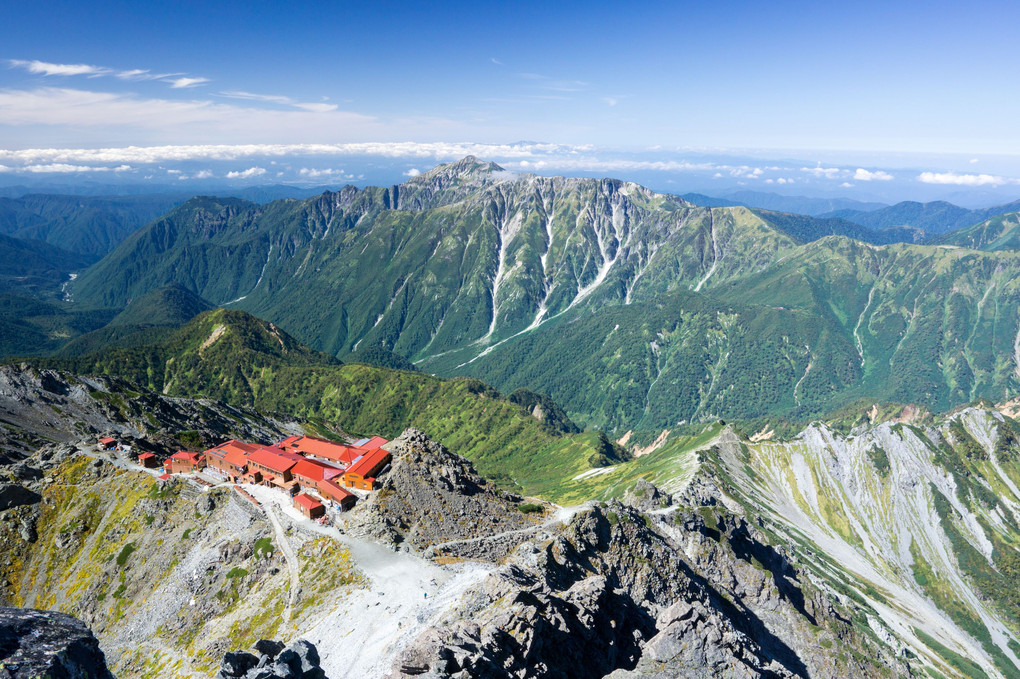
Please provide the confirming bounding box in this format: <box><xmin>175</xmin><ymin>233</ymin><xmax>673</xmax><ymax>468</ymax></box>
<box><xmin>36</xmin><ymin>309</ymin><xmax>618</xmax><ymax>496</ymax></box>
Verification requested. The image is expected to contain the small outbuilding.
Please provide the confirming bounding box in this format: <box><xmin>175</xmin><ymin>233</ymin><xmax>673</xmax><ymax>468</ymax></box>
<box><xmin>97</xmin><ymin>437</ymin><xmax>116</xmax><ymax>450</ymax></box>
<box><xmin>294</xmin><ymin>493</ymin><xmax>325</xmax><ymax>520</ymax></box>
<box><xmin>137</xmin><ymin>452</ymin><xmax>158</xmax><ymax>468</ymax></box>
<box><xmin>168</xmin><ymin>451</ymin><xmax>206</xmax><ymax>474</ymax></box>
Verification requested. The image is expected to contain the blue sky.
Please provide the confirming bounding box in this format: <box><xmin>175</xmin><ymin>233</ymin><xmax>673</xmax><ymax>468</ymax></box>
<box><xmin>2</xmin><ymin>0</ymin><xmax>1020</xmax><ymax>199</ymax></box>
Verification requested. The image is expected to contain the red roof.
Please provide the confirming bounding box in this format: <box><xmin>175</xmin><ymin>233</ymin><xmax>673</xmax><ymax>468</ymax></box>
<box><xmin>206</xmin><ymin>446</ymin><xmax>249</xmax><ymax>468</ymax></box>
<box><xmin>346</xmin><ymin>447</ymin><xmax>390</xmax><ymax>478</ymax></box>
<box><xmin>246</xmin><ymin>446</ymin><xmax>298</xmax><ymax>473</ymax></box>
<box><xmin>292</xmin><ymin>459</ymin><xmax>334</xmax><ymax>482</ymax></box>
<box><xmin>158</xmin><ymin>473</ymin><xmax>172</xmax><ymax>481</ymax></box>
<box><xmin>360</xmin><ymin>436</ymin><xmax>389</xmax><ymax>449</ymax></box>
<box><xmin>138</xmin><ymin>452</ymin><xmax>155</xmax><ymax>460</ymax></box>
<box><xmin>319</xmin><ymin>479</ymin><xmax>355</xmax><ymax>503</ymax></box>
<box><xmin>294</xmin><ymin>493</ymin><xmax>323</xmax><ymax>511</ymax></box>
<box><xmin>278</xmin><ymin>436</ymin><xmax>362</xmax><ymax>464</ymax></box>
<box><xmin>171</xmin><ymin>451</ymin><xmax>203</xmax><ymax>463</ymax></box>
<box><xmin>98</xmin><ymin>437</ymin><xmax>116</xmax><ymax>444</ymax></box>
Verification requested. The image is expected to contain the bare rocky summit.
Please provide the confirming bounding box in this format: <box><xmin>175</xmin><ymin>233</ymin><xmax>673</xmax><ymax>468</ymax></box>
<box><xmin>346</xmin><ymin>428</ymin><xmax>542</xmax><ymax>557</ymax></box>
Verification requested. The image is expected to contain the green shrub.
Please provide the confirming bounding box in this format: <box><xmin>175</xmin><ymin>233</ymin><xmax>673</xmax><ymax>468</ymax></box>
<box><xmin>116</xmin><ymin>542</ymin><xmax>136</xmax><ymax>567</ymax></box>
<box><xmin>517</xmin><ymin>503</ymin><xmax>543</xmax><ymax>514</ymax></box>
<box><xmin>254</xmin><ymin>537</ymin><xmax>274</xmax><ymax>557</ymax></box>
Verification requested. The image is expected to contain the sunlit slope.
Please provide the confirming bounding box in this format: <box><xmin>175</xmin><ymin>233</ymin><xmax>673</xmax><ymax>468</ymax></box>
<box><xmin>563</xmin><ymin>410</ymin><xmax>1020</xmax><ymax>678</ymax></box>
<box><xmin>718</xmin><ymin>237</ymin><xmax>1020</xmax><ymax>410</ymax></box>
<box><xmin>935</xmin><ymin>212</ymin><xmax>1020</xmax><ymax>252</ymax></box>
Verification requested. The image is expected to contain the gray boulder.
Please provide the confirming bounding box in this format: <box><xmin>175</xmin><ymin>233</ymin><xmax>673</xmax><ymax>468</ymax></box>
<box><xmin>0</xmin><ymin>485</ymin><xmax>40</xmax><ymax>512</ymax></box>
<box><xmin>0</xmin><ymin>607</ymin><xmax>115</xmax><ymax>679</ymax></box>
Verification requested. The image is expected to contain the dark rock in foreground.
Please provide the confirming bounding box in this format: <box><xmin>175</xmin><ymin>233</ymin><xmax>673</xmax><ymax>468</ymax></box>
<box><xmin>0</xmin><ymin>607</ymin><xmax>114</xmax><ymax>679</ymax></box>
<box><xmin>215</xmin><ymin>639</ymin><xmax>326</xmax><ymax>679</ymax></box>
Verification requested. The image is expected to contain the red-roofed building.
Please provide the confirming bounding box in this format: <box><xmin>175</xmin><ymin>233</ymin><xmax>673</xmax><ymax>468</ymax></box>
<box><xmin>97</xmin><ymin>436</ymin><xmax>116</xmax><ymax>450</ymax></box>
<box><xmin>277</xmin><ymin>435</ymin><xmax>364</xmax><ymax>465</ymax></box>
<box><xmin>293</xmin><ymin>493</ymin><xmax>325</xmax><ymax>519</ymax></box>
<box><xmin>344</xmin><ymin>448</ymin><xmax>391</xmax><ymax>490</ymax></box>
<box><xmin>168</xmin><ymin>451</ymin><xmax>205</xmax><ymax>474</ymax></box>
<box><xmin>247</xmin><ymin>446</ymin><xmax>298</xmax><ymax>490</ymax></box>
<box><xmin>137</xmin><ymin>452</ymin><xmax>158</xmax><ymax>469</ymax></box>
<box><xmin>204</xmin><ymin>440</ymin><xmax>256</xmax><ymax>480</ymax></box>
<box><xmin>359</xmin><ymin>436</ymin><xmax>389</xmax><ymax>450</ymax></box>
<box><xmin>318</xmin><ymin>479</ymin><xmax>357</xmax><ymax>511</ymax></box>
<box><xmin>292</xmin><ymin>458</ymin><xmax>334</xmax><ymax>485</ymax></box>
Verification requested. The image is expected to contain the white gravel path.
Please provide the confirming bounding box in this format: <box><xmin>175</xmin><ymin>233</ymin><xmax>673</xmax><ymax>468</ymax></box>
<box><xmin>245</xmin><ymin>485</ymin><xmax>497</xmax><ymax>678</ymax></box>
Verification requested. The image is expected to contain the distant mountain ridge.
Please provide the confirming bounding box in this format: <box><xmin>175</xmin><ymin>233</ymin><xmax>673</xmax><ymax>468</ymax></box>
<box><xmin>824</xmin><ymin>198</ymin><xmax>1020</xmax><ymax>236</ymax></box>
<box><xmin>683</xmin><ymin>190</ymin><xmax>887</xmax><ymax>216</ymax></box>
<box><xmin>65</xmin><ymin>158</ymin><xmax>1020</xmax><ymax>430</ymax></box>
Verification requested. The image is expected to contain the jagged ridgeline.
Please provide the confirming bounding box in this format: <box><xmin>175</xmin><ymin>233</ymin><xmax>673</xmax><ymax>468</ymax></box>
<box><xmin>70</xmin><ymin>158</ymin><xmax>1020</xmax><ymax>430</ymax></box>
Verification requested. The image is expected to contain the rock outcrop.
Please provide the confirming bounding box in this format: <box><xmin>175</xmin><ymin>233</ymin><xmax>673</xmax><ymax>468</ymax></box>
<box><xmin>347</xmin><ymin>429</ymin><xmax>542</xmax><ymax>559</ymax></box>
<box><xmin>0</xmin><ymin>607</ymin><xmax>114</xmax><ymax>678</ymax></box>
<box><xmin>216</xmin><ymin>639</ymin><xmax>327</xmax><ymax>679</ymax></box>
<box><xmin>392</xmin><ymin>481</ymin><xmax>896</xmax><ymax>678</ymax></box>
<box><xmin>0</xmin><ymin>364</ymin><xmax>302</xmax><ymax>459</ymax></box>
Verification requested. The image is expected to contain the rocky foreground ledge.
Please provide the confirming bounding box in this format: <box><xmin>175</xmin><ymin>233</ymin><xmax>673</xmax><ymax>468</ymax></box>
<box><xmin>0</xmin><ymin>607</ymin><xmax>114</xmax><ymax>679</ymax></box>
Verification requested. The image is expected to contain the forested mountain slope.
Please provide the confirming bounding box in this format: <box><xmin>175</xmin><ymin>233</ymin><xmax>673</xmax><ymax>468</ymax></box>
<box><xmin>69</xmin><ymin>158</ymin><xmax>1020</xmax><ymax>430</ymax></box>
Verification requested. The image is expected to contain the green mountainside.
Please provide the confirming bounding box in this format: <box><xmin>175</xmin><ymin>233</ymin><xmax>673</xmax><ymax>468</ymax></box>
<box><xmin>0</xmin><ymin>294</ymin><xmax>116</xmax><ymax>357</ymax></box>
<box><xmin>554</xmin><ymin>407</ymin><xmax>1020</xmax><ymax>677</ymax></box>
<box><xmin>66</xmin><ymin>159</ymin><xmax>1020</xmax><ymax>431</ymax></box>
<box><xmin>825</xmin><ymin>199</ymin><xmax>1020</xmax><ymax>236</ymax></box>
<box><xmin>935</xmin><ymin>212</ymin><xmax>1020</xmax><ymax>252</ymax></box>
<box><xmin>53</xmin><ymin>286</ymin><xmax>215</xmax><ymax>358</ymax></box>
<box><xmin>0</xmin><ymin>193</ymin><xmax>186</xmax><ymax>257</ymax></box>
<box><xmin>38</xmin><ymin>308</ymin><xmax>622</xmax><ymax>495</ymax></box>
<box><xmin>0</xmin><ymin>233</ymin><xmax>94</xmax><ymax>298</ymax></box>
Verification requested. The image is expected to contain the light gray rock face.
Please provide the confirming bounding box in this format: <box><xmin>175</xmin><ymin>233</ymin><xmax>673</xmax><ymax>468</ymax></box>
<box><xmin>0</xmin><ymin>607</ymin><xmax>115</xmax><ymax>679</ymax></box>
<box><xmin>393</xmin><ymin>477</ymin><xmax>901</xmax><ymax>679</ymax></box>
<box><xmin>0</xmin><ymin>364</ymin><xmax>302</xmax><ymax>460</ymax></box>
<box><xmin>346</xmin><ymin>428</ymin><xmax>540</xmax><ymax>557</ymax></box>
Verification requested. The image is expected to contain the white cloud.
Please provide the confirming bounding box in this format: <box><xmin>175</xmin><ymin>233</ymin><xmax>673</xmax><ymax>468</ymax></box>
<box><xmin>0</xmin><ymin>88</ymin><xmax>382</xmax><ymax>142</ymax></box>
<box><xmin>226</xmin><ymin>166</ymin><xmax>266</xmax><ymax>179</ymax></box>
<box><xmin>800</xmin><ymin>165</ymin><xmax>841</xmax><ymax>179</ymax></box>
<box><xmin>0</xmin><ymin>139</ymin><xmax>587</xmax><ymax>166</ymax></box>
<box><xmin>603</xmin><ymin>97</ymin><xmax>618</xmax><ymax>107</ymax></box>
<box><xmin>917</xmin><ymin>171</ymin><xmax>1019</xmax><ymax>187</ymax></box>
<box><xmin>220</xmin><ymin>90</ymin><xmax>336</xmax><ymax>112</ymax></box>
<box><xmin>403</xmin><ymin>168</ymin><xmax>421</xmax><ymax>177</ymax></box>
<box><xmin>491</xmin><ymin>58</ymin><xmax>503</xmax><ymax>65</ymax></box>
<box><xmin>116</xmin><ymin>69</ymin><xmax>151</xmax><ymax>80</ymax></box>
<box><xmin>840</xmin><ymin>182</ymin><xmax>854</xmax><ymax>188</ymax></box>
<box><xmin>194</xmin><ymin>169</ymin><xmax>213</xmax><ymax>179</ymax></box>
<box><xmin>165</xmin><ymin>77</ymin><xmax>210</xmax><ymax>89</ymax></box>
<box><xmin>9</xmin><ymin>59</ymin><xmax>110</xmax><ymax>77</ymax></box>
<box><xmin>298</xmin><ymin>167</ymin><xmax>354</xmax><ymax>179</ymax></box>
<box><xmin>20</xmin><ymin>163</ymin><xmax>118</xmax><ymax>173</ymax></box>
<box><xmin>10</xmin><ymin>60</ymin><xmax>206</xmax><ymax>88</ymax></box>
<box><xmin>853</xmin><ymin>168</ymin><xmax>893</xmax><ymax>181</ymax></box>
<box><xmin>970</xmin><ymin>158</ymin><xmax>979</xmax><ymax>164</ymax></box>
